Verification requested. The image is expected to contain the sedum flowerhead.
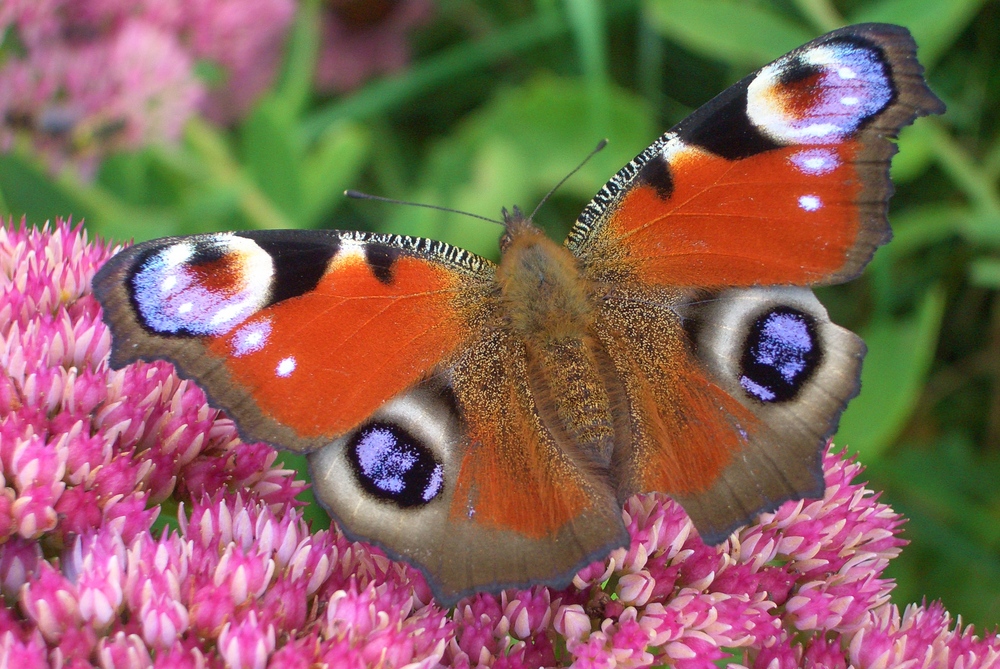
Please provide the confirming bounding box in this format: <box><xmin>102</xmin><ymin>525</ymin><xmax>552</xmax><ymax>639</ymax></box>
<box><xmin>0</xmin><ymin>221</ymin><xmax>997</xmax><ymax>667</ymax></box>
<box><xmin>0</xmin><ymin>0</ymin><xmax>294</xmax><ymax>170</ymax></box>
<box><xmin>315</xmin><ymin>0</ymin><xmax>434</xmax><ymax>94</ymax></box>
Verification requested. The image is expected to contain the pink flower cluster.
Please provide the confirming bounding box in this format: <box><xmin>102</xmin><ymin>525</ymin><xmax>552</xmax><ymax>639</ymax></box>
<box><xmin>1</xmin><ymin>221</ymin><xmax>998</xmax><ymax>668</ymax></box>
<box><xmin>0</xmin><ymin>0</ymin><xmax>294</xmax><ymax>168</ymax></box>
<box><xmin>316</xmin><ymin>0</ymin><xmax>433</xmax><ymax>94</ymax></box>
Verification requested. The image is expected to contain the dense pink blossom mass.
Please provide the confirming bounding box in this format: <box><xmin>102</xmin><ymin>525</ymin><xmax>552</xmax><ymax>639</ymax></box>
<box><xmin>0</xmin><ymin>0</ymin><xmax>294</xmax><ymax>168</ymax></box>
<box><xmin>0</xmin><ymin>221</ymin><xmax>998</xmax><ymax>667</ymax></box>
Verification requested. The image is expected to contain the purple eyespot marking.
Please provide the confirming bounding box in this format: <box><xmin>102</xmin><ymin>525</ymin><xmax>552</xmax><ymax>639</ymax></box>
<box><xmin>424</xmin><ymin>465</ymin><xmax>444</xmax><ymax>503</ymax></box>
<box><xmin>130</xmin><ymin>236</ymin><xmax>273</xmax><ymax>337</ymax></box>
<box><xmin>739</xmin><ymin>308</ymin><xmax>821</xmax><ymax>403</ymax></box>
<box><xmin>356</xmin><ymin>427</ymin><xmax>413</xmax><ymax>494</ymax></box>
<box><xmin>231</xmin><ymin>319</ymin><xmax>272</xmax><ymax>357</ymax></box>
<box><xmin>747</xmin><ymin>42</ymin><xmax>892</xmax><ymax>144</ymax></box>
<box><xmin>790</xmin><ymin>148</ymin><xmax>840</xmax><ymax>175</ymax></box>
<box><xmin>740</xmin><ymin>377</ymin><xmax>776</xmax><ymax>402</ymax></box>
<box><xmin>348</xmin><ymin>424</ymin><xmax>444</xmax><ymax>508</ymax></box>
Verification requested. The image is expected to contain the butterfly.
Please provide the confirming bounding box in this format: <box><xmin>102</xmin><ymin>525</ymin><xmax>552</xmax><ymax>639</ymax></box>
<box><xmin>92</xmin><ymin>23</ymin><xmax>944</xmax><ymax>606</ymax></box>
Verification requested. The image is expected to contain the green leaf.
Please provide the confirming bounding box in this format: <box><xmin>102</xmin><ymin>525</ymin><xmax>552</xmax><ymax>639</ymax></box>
<box><xmin>874</xmin><ymin>204</ymin><xmax>967</xmax><ymax>261</ymax></box>
<box><xmin>281</xmin><ymin>453</ymin><xmax>332</xmax><ymax>531</ymax></box>
<box><xmin>0</xmin><ymin>153</ymin><xmax>93</xmax><ymax>226</ymax></box>
<box><xmin>969</xmin><ymin>257</ymin><xmax>1000</xmax><ymax>288</ymax></box>
<box><xmin>564</xmin><ymin>0</ymin><xmax>609</xmax><ymax>86</ymax></box>
<box><xmin>849</xmin><ymin>0</ymin><xmax>990</xmax><ymax>66</ymax></box>
<box><xmin>270</xmin><ymin>0</ymin><xmax>322</xmax><ymax>119</ymax></box>
<box><xmin>644</xmin><ymin>0</ymin><xmax>813</xmax><ymax>67</ymax></box>
<box><xmin>241</xmin><ymin>102</ymin><xmax>304</xmax><ymax>225</ymax></box>
<box><xmin>301</xmin><ymin>122</ymin><xmax>371</xmax><ymax>227</ymax></box>
<box><xmin>891</xmin><ymin>123</ymin><xmax>937</xmax><ymax>183</ymax></box>
<box><xmin>962</xmin><ymin>209</ymin><xmax>1000</xmax><ymax>246</ymax></box>
<box><xmin>834</xmin><ymin>285</ymin><xmax>946</xmax><ymax>459</ymax></box>
<box><xmin>384</xmin><ymin>75</ymin><xmax>655</xmax><ymax>259</ymax></box>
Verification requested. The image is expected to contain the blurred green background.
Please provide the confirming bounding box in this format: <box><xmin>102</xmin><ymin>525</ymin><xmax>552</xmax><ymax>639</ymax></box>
<box><xmin>2</xmin><ymin>0</ymin><xmax>997</xmax><ymax>626</ymax></box>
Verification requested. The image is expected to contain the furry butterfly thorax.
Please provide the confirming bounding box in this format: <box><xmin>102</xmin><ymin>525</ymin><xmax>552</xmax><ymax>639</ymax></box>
<box><xmin>93</xmin><ymin>23</ymin><xmax>945</xmax><ymax>605</ymax></box>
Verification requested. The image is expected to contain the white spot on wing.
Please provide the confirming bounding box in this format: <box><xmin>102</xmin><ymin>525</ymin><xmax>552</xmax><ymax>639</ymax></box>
<box><xmin>838</xmin><ymin>67</ymin><xmax>856</xmax><ymax>79</ymax></box>
<box><xmin>337</xmin><ymin>239</ymin><xmax>367</xmax><ymax>261</ymax></box>
<box><xmin>276</xmin><ymin>356</ymin><xmax>296</xmax><ymax>377</ymax></box>
<box><xmin>799</xmin><ymin>195</ymin><xmax>822</xmax><ymax>212</ymax></box>
<box><xmin>790</xmin><ymin>149</ymin><xmax>839</xmax><ymax>175</ymax></box>
<box><xmin>232</xmin><ymin>319</ymin><xmax>272</xmax><ymax>357</ymax></box>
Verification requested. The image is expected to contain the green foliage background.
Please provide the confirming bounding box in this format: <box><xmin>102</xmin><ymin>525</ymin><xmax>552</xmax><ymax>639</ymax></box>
<box><xmin>2</xmin><ymin>0</ymin><xmax>998</xmax><ymax>624</ymax></box>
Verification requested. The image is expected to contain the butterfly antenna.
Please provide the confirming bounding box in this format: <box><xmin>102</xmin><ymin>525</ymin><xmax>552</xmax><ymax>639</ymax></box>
<box><xmin>344</xmin><ymin>190</ymin><xmax>505</xmax><ymax>226</ymax></box>
<box><xmin>527</xmin><ymin>138</ymin><xmax>608</xmax><ymax>222</ymax></box>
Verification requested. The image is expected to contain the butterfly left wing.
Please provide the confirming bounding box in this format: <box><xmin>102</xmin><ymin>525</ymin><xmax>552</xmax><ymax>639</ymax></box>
<box><xmin>570</xmin><ymin>24</ymin><xmax>943</xmax><ymax>540</ymax></box>
<box><xmin>93</xmin><ymin>229</ymin><xmax>493</xmax><ymax>453</ymax></box>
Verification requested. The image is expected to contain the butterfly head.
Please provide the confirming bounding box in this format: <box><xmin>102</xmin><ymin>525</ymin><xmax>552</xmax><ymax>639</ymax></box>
<box><xmin>498</xmin><ymin>204</ymin><xmax>536</xmax><ymax>253</ymax></box>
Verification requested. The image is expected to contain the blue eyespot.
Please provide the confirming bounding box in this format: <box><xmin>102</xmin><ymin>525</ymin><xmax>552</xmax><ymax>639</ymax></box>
<box><xmin>739</xmin><ymin>308</ymin><xmax>821</xmax><ymax>403</ymax></box>
<box><xmin>348</xmin><ymin>424</ymin><xmax>444</xmax><ymax>507</ymax></box>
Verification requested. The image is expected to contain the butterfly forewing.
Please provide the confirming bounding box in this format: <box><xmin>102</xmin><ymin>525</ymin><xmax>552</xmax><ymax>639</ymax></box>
<box><xmin>93</xmin><ymin>229</ymin><xmax>495</xmax><ymax>453</ymax></box>
<box><xmin>568</xmin><ymin>23</ymin><xmax>945</xmax><ymax>288</ymax></box>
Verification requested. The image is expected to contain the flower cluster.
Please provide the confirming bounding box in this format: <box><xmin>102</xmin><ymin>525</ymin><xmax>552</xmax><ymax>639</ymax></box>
<box><xmin>1</xmin><ymin>221</ymin><xmax>998</xmax><ymax>668</ymax></box>
<box><xmin>316</xmin><ymin>0</ymin><xmax>433</xmax><ymax>94</ymax></box>
<box><xmin>0</xmin><ymin>0</ymin><xmax>294</xmax><ymax>169</ymax></box>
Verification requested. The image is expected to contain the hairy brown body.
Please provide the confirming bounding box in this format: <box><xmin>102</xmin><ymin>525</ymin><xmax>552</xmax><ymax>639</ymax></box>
<box><xmin>497</xmin><ymin>216</ymin><xmax>617</xmax><ymax>469</ymax></box>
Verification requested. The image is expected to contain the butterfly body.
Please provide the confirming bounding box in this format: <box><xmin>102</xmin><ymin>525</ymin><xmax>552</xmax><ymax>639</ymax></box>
<box><xmin>93</xmin><ymin>24</ymin><xmax>944</xmax><ymax>605</ymax></box>
<box><xmin>496</xmin><ymin>210</ymin><xmax>620</xmax><ymax>465</ymax></box>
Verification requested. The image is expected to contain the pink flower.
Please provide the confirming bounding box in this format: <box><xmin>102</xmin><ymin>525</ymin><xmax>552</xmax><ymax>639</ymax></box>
<box><xmin>315</xmin><ymin>0</ymin><xmax>433</xmax><ymax>93</ymax></box>
<box><xmin>1</xmin><ymin>221</ymin><xmax>999</xmax><ymax>667</ymax></box>
<box><xmin>182</xmin><ymin>0</ymin><xmax>296</xmax><ymax>122</ymax></box>
<box><xmin>0</xmin><ymin>0</ymin><xmax>294</xmax><ymax>169</ymax></box>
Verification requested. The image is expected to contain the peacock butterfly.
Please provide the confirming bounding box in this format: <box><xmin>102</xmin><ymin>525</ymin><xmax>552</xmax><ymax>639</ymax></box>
<box><xmin>92</xmin><ymin>23</ymin><xmax>944</xmax><ymax>606</ymax></box>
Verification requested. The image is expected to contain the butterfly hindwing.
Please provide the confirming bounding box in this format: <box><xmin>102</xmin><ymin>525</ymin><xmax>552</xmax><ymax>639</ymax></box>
<box><xmin>674</xmin><ymin>286</ymin><xmax>866</xmax><ymax>540</ymax></box>
<box><xmin>568</xmin><ymin>23</ymin><xmax>945</xmax><ymax>289</ymax></box>
<box><xmin>595</xmin><ymin>285</ymin><xmax>864</xmax><ymax>542</ymax></box>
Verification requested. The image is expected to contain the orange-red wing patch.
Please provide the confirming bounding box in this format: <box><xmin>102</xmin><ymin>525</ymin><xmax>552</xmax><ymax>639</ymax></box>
<box><xmin>624</xmin><ymin>350</ymin><xmax>759</xmax><ymax>495</ymax></box>
<box><xmin>446</xmin><ymin>331</ymin><xmax>614</xmax><ymax>539</ymax></box>
<box><xmin>608</xmin><ymin>142</ymin><xmax>865</xmax><ymax>288</ymax></box>
<box><xmin>595</xmin><ymin>295</ymin><xmax>759</xmax><ymax>497</ymax></box>
<box><xmin>206</xmin><ymin>254</ymin><xmax>477</xmax><ymax>440</ymax></box>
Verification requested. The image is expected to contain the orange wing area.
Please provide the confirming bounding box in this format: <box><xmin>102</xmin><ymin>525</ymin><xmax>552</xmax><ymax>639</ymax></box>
<box><xmin>446</xmin><ymin>330</ymin><xmax>620</xmax><ymax>539</ymax></box>
<box><xmin>624</xmin><ymin>350</ymin><xmax>758</xmax><ymax>496</ymax></box>
<box><xmin>594</xmin><ymin>296</ymin><xmax>759</xmax><ymax>496</ymax></box>
<box><xmin>206</xmin><ymin>252</ymin><xmax>477</xmax><ymax>441</ymax></box>
<box><xmin>607</xmin><ymin>142</ymin><xmax>866</xmax><ymax>288</ymax></box>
